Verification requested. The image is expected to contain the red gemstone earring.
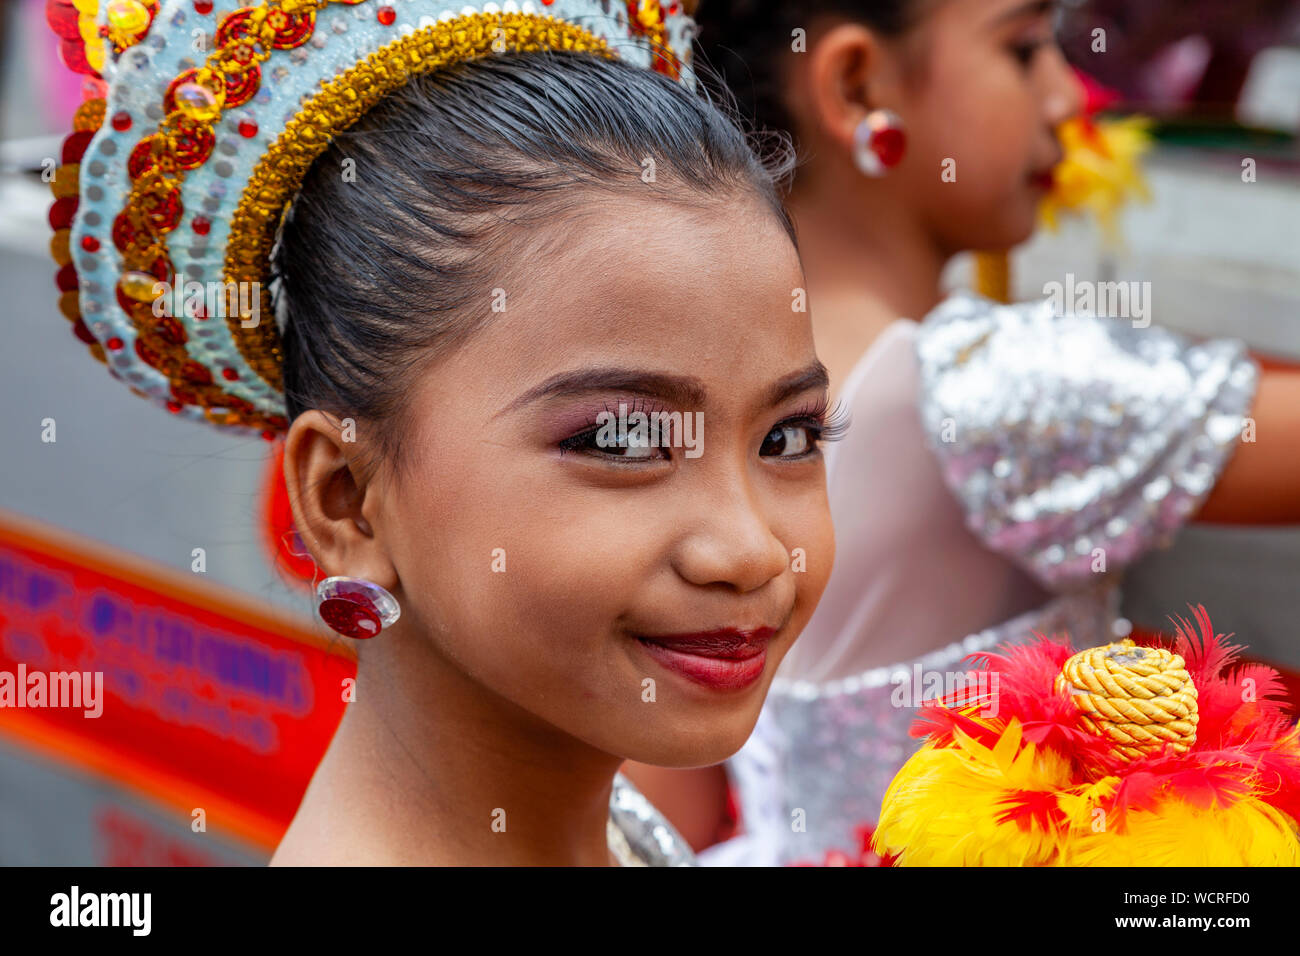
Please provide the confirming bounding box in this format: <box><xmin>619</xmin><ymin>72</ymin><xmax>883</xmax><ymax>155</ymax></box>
<box><xmin>315</xmin><ymin>576</ymin><xmax>401</xmax><ymax>639</ymax></box>
<box><xmin>853</xmin><ymin>109</ymin><xmax>907</xmax><ymax>177</ymax></box>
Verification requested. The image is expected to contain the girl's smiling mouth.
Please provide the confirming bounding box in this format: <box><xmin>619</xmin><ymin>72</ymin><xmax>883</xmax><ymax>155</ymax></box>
<box><xmin>632</xmin><ymin>627</ymin><xmax>778</xmax><ymax>690</ymax></box>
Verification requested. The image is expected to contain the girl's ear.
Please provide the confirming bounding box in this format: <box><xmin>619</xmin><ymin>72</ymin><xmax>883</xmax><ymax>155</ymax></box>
<box><xmin>282</xmin><ymin>410</ymin><xmax>399</xmax><ymax>593</ymax></box>
<box><xmin>794</xmin><ymin>22</ymin><xmax>903</xmax><ymax>156</ymax></box>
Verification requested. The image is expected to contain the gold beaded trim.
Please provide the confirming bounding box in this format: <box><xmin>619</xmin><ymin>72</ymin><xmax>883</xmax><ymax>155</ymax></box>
<box><xmin>1055</xmin><ymin>638</ymin><xmax>1200</xmax><ymax>762</ymax></box>
<box><xmin>224</xmin><ymin>12</ymin><xmax>616</xmax><ymax>400</ymax></box>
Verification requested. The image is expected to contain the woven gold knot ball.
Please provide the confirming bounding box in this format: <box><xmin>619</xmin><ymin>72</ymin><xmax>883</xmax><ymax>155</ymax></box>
<box><xmin>1054</xmin><ymin>638</ymin><xmax>1199</xmax><ymax>762</ymax></box>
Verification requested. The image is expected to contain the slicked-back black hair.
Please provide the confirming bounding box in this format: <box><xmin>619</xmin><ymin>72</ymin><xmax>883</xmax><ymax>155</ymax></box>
<box><xmin>272</xmin><ymin>50</ymin><xmax>797</xmax><ymax>483</ymax></box>
<box><xmin>692</xmin><ymin>1</ymin><xmax>921</xmax><ymax>142</ymax></box>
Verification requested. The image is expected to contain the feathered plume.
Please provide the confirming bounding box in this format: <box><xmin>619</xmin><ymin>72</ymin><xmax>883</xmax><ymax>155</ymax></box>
<box><xmin>871</xmin><ymin>607</ymin><xmax>1300</xmax><ymax>866</ymax></box>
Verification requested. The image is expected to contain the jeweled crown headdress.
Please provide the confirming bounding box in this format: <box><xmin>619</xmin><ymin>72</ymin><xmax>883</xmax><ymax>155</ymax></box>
<box><xmin>46</xmin><ymin>0</ymin><xmax>699</xmax><ymax>439</ymax></box>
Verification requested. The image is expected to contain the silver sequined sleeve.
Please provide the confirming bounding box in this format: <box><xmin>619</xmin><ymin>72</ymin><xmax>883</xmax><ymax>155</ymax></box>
<box><xmin>915</xmin><ymin>291</ymin><xmax>1259</xmax><ymax>591</ymax></box>
<box><xmin>609</xmin><ymin>773</ymin><xmax>697</xmax><ymax>866</ymax></box>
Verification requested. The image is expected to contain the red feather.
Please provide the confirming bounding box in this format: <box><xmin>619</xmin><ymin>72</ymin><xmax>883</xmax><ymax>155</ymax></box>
<box><xmin>1161</xmin><ymin>766</ymin><xmax>1253</xmax><ymax>810</ymax></box>
<box><xmin>1107</xmin><ymin>770</ymin><xmax>1166</xmax><ymax>822</ymax></box>
<box><xmin>996</xmin><ymin>789</ymin><xmax>1067</xmax><ymax>831</ymax></box>
<box><xmin>1242</xmin><ymin>731</ymin><xmax>1300</xmax><ymax>822</ymax></box>
<box><xmin>911</xmin><ymin>702</ymin><xmax>1004</xmax><ymax>748</ymax></box>
<box><xmin>1164</xmin><ymin>606</ymin><xmax>1294</xmax><ymax>747</ymax></box>
<box><xmin>1104</xmin><ymin>739</ymin><xmax>1298</xmax><ymax>820</ymax></box>
<box><xmin>1170</xmin><ymin>605</ymin><xmax>1243</xmax><ymax>685</ymax></box>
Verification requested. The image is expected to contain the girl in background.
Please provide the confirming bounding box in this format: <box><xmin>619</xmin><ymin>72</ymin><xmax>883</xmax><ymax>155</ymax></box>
<box><xmin>624</xmin><ymin>0</ymin><xmax>1300</xmax><ymax>864</ymax></box>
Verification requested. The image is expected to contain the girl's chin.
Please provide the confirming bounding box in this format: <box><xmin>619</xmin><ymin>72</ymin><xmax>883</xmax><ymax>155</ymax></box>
<box><xmin>939</xmin><ymin>209</ymin><xmax>1037</xmax><ymax>259</ymax></box>
<box><xmin>976</xmin><ymin>210</ymin><xmax>1039</xmax><ymax>254</ymax></box>
<box><xmin>630</xmin><ymin>750</ymin><xmax>745</xmax><ymax>770</ymax></box>
<box><xmin>624</xmin><ymin>728</ymin><xmax>755</xmax><ymax>769</ymax></box>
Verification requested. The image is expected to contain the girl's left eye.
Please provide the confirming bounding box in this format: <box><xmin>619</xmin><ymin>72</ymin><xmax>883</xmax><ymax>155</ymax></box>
<box><xmin>762</xmin><ymin>399</ymin><xmax>850</xmax><ymax>459</ymax></box>
<box><xmin>760</xmin><ymin>421</ymin><xmax>820</xmax><ymax>458</ymax></box>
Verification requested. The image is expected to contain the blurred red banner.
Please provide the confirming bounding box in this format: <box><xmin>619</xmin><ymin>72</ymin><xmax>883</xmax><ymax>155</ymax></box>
<box><xmin>0</xmin><ymin>508</ymin><xmax>353</xmax><ymax>855</ymax></box>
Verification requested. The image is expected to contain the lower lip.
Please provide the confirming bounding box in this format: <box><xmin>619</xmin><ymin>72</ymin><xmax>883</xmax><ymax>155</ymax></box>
<box><xmin>635</xmin><ymin>638</ymin><xmax>769</xmax><ymax>690</ymax></box>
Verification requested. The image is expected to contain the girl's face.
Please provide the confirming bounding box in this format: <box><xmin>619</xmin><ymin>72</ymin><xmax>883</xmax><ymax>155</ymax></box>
<box><xmin>893</xmin><ymin>0</ymin><xmax>1084</xmax><ymax>251</ymax></box>
<box><xmin>371</xmin><ymin>194</ymin><xmax>834</xmax><ymax>768</ymax></box>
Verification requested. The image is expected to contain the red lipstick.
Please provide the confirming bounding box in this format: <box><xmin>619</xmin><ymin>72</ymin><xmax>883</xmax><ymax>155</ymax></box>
<box><xmin>634</xmin><ymin>627</ymin><xmax>776</xmax><ymax>690</ymax></box>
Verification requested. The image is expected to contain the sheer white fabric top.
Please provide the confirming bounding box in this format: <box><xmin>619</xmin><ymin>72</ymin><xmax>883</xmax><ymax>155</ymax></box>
<box><xmin>700</xmin><ymin>292</ymin><xmax>1258</xmax><ymax>867</ymax></box>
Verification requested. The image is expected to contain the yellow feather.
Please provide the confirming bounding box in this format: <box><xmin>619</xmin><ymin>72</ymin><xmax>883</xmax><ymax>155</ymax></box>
<box><xmin>875</xmin><ymin>721</ymin><xmax>1078</xmax><ymax>866</ymax></box>
<box><xmin>877</xmin><ymin>726</ymin><xmax>1300</xmax><ymax>865</ymax></box>
<box><xmin>1038</xmin><ymin>116</ymin><xmax>1154</xmax><ymax>248</ymax></box>
<box><xmin>1061</xmin><ymin>797</ymin><xmax>1300</xmax><ymax>866</ymax></box>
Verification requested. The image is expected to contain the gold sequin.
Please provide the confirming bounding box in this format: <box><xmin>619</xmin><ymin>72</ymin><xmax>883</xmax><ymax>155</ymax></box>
<box><xmin>51</xmin><ymin>165</ymin><xmax>82</xmax><ymax>200</ymax></box>
<box><xmin>50</xmin><ymin>231</ymin><xmax>71</xmax><ymax>266</ymax></box>
<box><xmin>73</xmin><ymin>99</ymin><xmax>106</xmax><ymax>132</ymax></box>
<box><xmin>58</xmin><ymin>291</ymin><xmax>82</xmax><ymax>322</ymax></box>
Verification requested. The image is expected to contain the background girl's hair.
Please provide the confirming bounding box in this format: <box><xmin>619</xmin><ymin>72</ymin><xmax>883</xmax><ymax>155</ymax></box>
<box><xmin>692</xmin><ymin>1</ymin><xmax>920</xmax><ymax>141</ymax></box>
<box><xmin>272</xmin><ymin>50</ymin><xmax>796</xmax><ymax>484</ymax></box>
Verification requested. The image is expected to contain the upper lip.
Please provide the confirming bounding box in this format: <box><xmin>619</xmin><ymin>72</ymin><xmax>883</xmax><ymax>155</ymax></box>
<box><xmin>634</xmin><ymin>627</ymin><xmax>778</xmax><ymax>659</ymax></box>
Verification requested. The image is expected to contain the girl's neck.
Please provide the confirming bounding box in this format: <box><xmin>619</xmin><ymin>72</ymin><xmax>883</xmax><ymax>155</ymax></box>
<box><xmin>787</xmin><ymin>178</ymin><xmax>952</xmax><ymax>327</ymax></box>
<box><xmin>786</xmin><ymin>181</ymin><xmax>953</xmax><ymax>401</ymax></box>
<box><xmin>276</xmin><ymin>628</ymin><xmax>623</xmax><ymax>865</ymax></box>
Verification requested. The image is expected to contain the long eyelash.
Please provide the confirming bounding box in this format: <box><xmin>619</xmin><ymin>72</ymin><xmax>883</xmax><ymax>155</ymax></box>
<box><xmin>556</xmin><ymin>431</ymin><xmax>592</xmax><ymax>457</ymax></box>
<box><xmin>781</xmin><ymin>396</ymin><xmax>852</xmax><ymax>444</ymax></box>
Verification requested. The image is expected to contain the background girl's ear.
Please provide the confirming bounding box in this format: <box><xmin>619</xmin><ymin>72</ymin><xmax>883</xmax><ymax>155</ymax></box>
<box><xmin>795</xmin><ymin>23</ymin><xmax>902</xmax><ymax>156</ymax></box>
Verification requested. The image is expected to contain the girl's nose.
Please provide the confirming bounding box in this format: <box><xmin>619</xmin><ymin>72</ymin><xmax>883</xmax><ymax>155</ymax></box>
<box><xmin>673</xmin><ymin>485</ymin><xmax>791</xmax><ymax>594</ymax></box>
<box><xmin>1043</xmin><ymin>50</ymin><xmax>1086</xmax><ymax>127</ymax></box>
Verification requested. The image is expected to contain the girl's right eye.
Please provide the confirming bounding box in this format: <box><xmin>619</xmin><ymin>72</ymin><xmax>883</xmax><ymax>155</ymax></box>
<box><xmin>1010</xmin><ymin>39</ymin><xmax>1047</xmax><ymax>67</ymax></box>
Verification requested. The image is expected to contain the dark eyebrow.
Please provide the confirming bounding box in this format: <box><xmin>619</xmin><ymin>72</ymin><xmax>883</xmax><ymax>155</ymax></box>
<box><xmin>763</xmin><ymin>361</ymin><xmax>830</xmax><ymax>408</ymax></box>
<box><xmin>501</xmin><ymin>368</ymin><xmax>708</xmax><ymax>416</ymax></box>
<box><xmin>499</xmin><ymin>361</ymin><xmax>829</xmax><ymax>416</ymax></box>
<box><xmin>991</xmin><ymin>0</ymin><xmax>1059</xmax><ymax>25</ymax></box>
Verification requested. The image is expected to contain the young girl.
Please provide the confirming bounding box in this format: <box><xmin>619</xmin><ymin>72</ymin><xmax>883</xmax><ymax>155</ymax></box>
<box><xmin>48</xmin><ymin>1</ymin><xmax>839</xmax><ymax>864</ymax></box>
<box><xmin>623</xmin><ymin>0</ymin><xmax>1300</xmax><ymax>864</ymax></box>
